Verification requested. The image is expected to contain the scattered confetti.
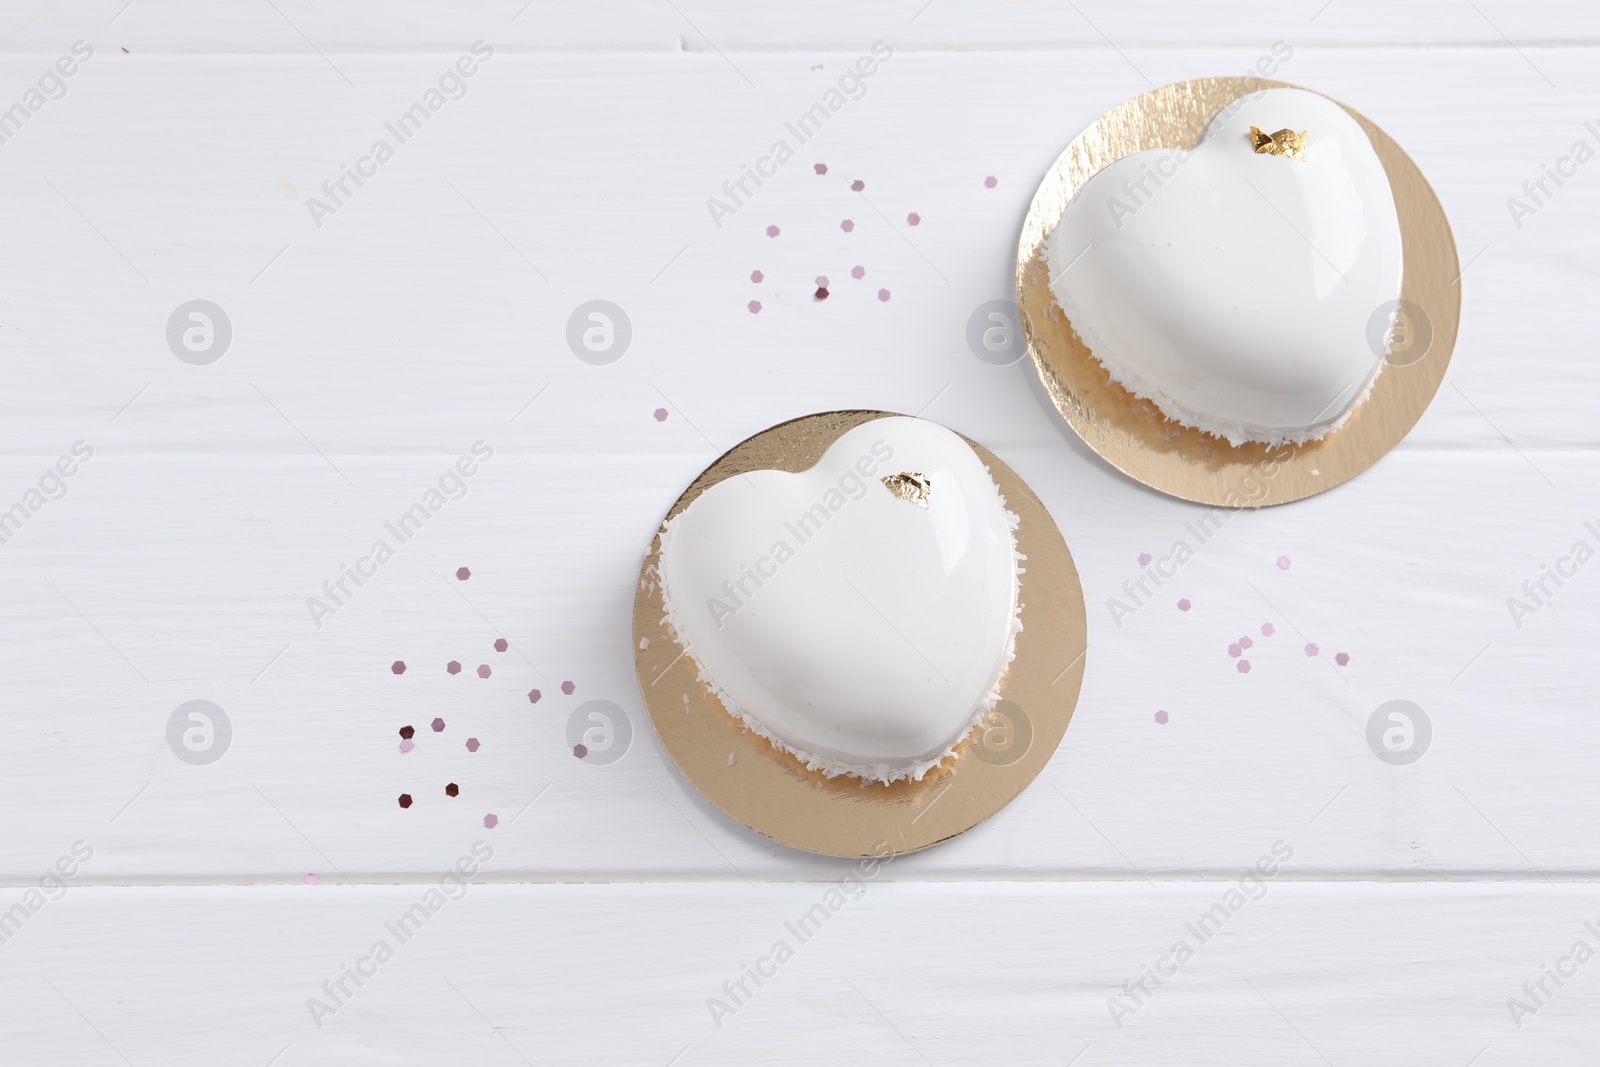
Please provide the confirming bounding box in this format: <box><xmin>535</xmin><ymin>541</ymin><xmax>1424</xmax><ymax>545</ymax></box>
<box><xmin>561</xmin><ymin>680</ymin><xmax>576</xmax><ymax>695</ymax></box>
<box><xmin>399</xmin><ymin>739</ymin><xmax>414</xmax><ymax>753</ymax></box>
<box><xmin>815</xmin><ymin>287</ymin><xmax>829</xmax><ymax>300</ymax></box>
<box><xmin>814</xmin><ymin>163</ymin><xmax>827</xmax><ymax>175</ymax></box>
<box><xmin>984</xmin><ymin>176</ymin><xmax>998</xmax><ymax>188</ymax></box>
<box><xmin>483</xmin><ymin>813</ymin><xmax>498</xmax><ymax>829</ymax></box>
<box><xmin>1261</xmin><ymin>622</ymin><xmax>1275</xmax><ymax>636</ymax></box>
<box><xmin>750</xmin><ymin>269</ymin><xmax>763</xmax><ymax>283</ymax></box>
<box><xmin>391</xmin><ymin>661</ymin><xmax>406</xmax><ymax>675</ymax></box>
<box><xmin>841</xmin><ymin>219</ymin><xmax>855</xmax><ymax>232</ymax></box>
<box><xmin>1237</xmin><ymin>660</ymin><xmax>1251</xmax><ymax>674</ymax></box>
<box><xmin>815</xmin><ymin>275</ymin><xmax>829</xmax><ymax>287</ymax></box>
<box><xmin>1228</xmin><ymin>643</ymin><xmax>1241</xmax><ymax>658</ymax></box>
<box><xmin>494</xmin><ymin>638</ymin><xmax>508</xmax><ymax>652</ymax></box>
<box><xmin>456</xmin><ymin>567</ymin><xmax>471</xmax><ymax>580</ymax></box>
<box><xmin>1177</xmin><ymin>598</ymin><xmax>1191</xmax><ymax>612</ymax></box>
<box><xmin>528</xmin><ymin>689</ymin><xmax>542</xmax><ymax>704</ymax></box>
<box><xmin>748</xmin><ymin>300</ymin><xmax>762</xmax><ymax>314</ymax></box>
<box><xmin>1240</xmin><ymin>636</ymin><xmax>1253</xmax><ymax>650</ymax></box>
<box><xmin>399</xmin><ymin>725</ymin><xmax>415</xmax><ymax>740</ymax></box>
<box><xmin>1154</xmin><ymin>710</ymin><xmax>1168</xmax><ymax>725</ymax></box>
<box><xmin>477</xmin><ymin>664</ymin><xmax>491</xmax><ymax>678</ymax></box>
<box><xmin>398</xmin><ymin>794</ymin><xmax>413</xmax><ymax>809</ymax></box>
<box><xmin>305</xmin><ymin>873</ymin><xmax>320</xmax><ymax>885</ymax></box>
<box><xmin>1276</xmin><ymin>556</ymin><xmax>1292</xmax><ymax>571</ymax></box>
<box><xmin>1304</xmin><ymin>643</ymin><xmax>1319</xmax><ymax>657</ymax></box>
<box><xmin>445</xmin><ymin>783</ymin><xmax>459</xmax><ymax>797</ymax></box>
<box><xmin>466</xmin><ymin>738</ymin><xmax>480</xmax><ymax>752</ymax></box>
<box><xmin>447</xmin><ymin>660</ymin><xmax>461</xmax><ymax>675</ymax></box>
<box><xmin>906</xmin><ymin>212</ymin><xmax>921</xmax><ymax>226</ymax></box>
<box><xmin>851</xmin><ymin>179</ymin><xmax>865</xmax><ymax>191</ymax></box>
<box><xmin>1138</xmin><ymin>551</ymin><xmax>1152</xmax><ymax>566</ymax></box>
<box><xmin>766</xmin><ymin>224</ymin><xmax>780</xmax><ymax>237</ymax></box>
<box><xmin>654</xmin><ymin>407</ymin><xmax>669</xmax><ymax>421</ymax></box>
<box><xmin>431</xmin><ymin>717</ymin><xmax>446</xmax><ymax>732</ymax></box>
<box><xmin>573</xmin><ymin>743</ymin><xmax>588</xmax><ymax>759</ymax></box>
<box><xmin>851</xmin><ymin>265</ymin><xmax>865</xmax><ymax>279</ymax></box>
<box><xmin>1335</xmin><ymin>652</ymin><xmax>1350</xmax><ymax>666</ymax></box>
<box><xmin>877</xmin><ymin>288</ymin><xmax>891</xmax><ymax>302</ymax></box>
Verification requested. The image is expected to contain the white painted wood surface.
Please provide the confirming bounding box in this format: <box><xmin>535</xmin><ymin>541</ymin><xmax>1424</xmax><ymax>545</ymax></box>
<box><xmin>2</xmin><ymin>1</ymin><xmax>1598</xmax><ymax>1060</ymax></box>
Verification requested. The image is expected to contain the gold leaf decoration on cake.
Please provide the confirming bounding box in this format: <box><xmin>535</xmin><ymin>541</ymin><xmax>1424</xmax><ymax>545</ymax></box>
<box><xmin>881</xmin><ymin>472</ymin><xmax>932</xmax><ymax>508</ymax></box>
<box><xmin>1249</xmin><ymin>125</ymin><xmax>1308</xmax><ymax>161</ymax></box>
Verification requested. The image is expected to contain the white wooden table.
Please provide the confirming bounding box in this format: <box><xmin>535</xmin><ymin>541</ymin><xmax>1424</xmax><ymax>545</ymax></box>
<box><xmin>3</xmin><ymin>1</ymin><xmax>1598</xmax><ymax>1062</ymax></box>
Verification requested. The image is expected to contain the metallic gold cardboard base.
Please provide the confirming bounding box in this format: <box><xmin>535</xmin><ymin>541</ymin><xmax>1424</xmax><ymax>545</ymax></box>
<box><xmin>632</xmin><ymin>411</ymin><xmax>1087</xmax><ymax>857</ymax></box>
<box><xmin>1017</xmin><ymin>77</ymin><xmax>1460</xmax><ymax>506</ymax></box>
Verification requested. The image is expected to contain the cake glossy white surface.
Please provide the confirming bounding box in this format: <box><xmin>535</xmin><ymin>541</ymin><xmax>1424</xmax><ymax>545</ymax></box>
<box><xmin>1046</xmin><ymin>87</ymin><xmax>1404</xmax><ymax>446</ymax></box>
<box><xmin>656</xmin><ymin>417</ymin><xmax>1021</xmax><ymax>783</ymax></box>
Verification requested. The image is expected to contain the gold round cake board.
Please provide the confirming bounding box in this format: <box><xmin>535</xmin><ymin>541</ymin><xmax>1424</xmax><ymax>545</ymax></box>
<box><xmin>632</xmin><ymin>411</ymin><xmax>1087</xmax><ymax>858</ymax></box>
<box><xmin>1017</xmin><ymin>77</ymin><xmax>1460</xmax><ymax>506</ymax></box>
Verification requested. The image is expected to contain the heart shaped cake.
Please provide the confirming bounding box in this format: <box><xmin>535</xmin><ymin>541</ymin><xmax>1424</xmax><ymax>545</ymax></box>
<box><xmin>1045</xmin><ymin>87</ymin><xmax>1403</xmax><ymax>446</ymax></box>
<box><xmin>655</xmin><ymin>416</ymin><xmax>1022</xmax><ymax>784</ymax></box>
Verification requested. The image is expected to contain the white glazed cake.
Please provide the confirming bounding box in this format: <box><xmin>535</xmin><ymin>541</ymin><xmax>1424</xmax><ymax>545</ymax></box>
<box><xmin>656</xmin><ymin>416</ymin><xmax>1022</xmax><ymax>784</ymax></box>
<box><xmin>1045</xmin><ymin>87</ymin><xmax>1403</xmax><ymax>447</ymax></box>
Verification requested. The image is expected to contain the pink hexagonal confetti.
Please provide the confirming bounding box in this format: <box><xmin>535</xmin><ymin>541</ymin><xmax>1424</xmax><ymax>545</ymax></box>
<box><xmin>1261</xmin><ymin>622</ymin><xmax>1275</xmax><ymax>636</ymax></box>
<box><xmin>851</xmin><ymin>179</ymin><xmax>865</xmax><ymax>191</ymax></box>
<box><xmin>815</xmin><ymin>275</ymin><xmax>829</xmax><ymax>288</ymax></box>
<box><xmin>483</xmin><ymin>813</ymin><xmax>498</xmax><ymax>829</ymax></box>
<box><xmin>813</xmin><ymin>163</ymin><xmax>827</xmax><ymax>175</ymax></box>
<box><xmin>750</xmin><ymin>269</ymin><xmax>763</xmax><ymax>283</ymax></box>
<box><xmin>748</xmin><ymin>300</ymin><xmax>762</xmax><ymax>314</ymax></box>
<box><xmin>1228</xmin><ymin>643</ymin><xmax>1241</xmax><ymax>658</ymax></box>
<box><xmin>431</xmin><ymin>717</ymin><xmax>446</xmax><ymax>732</ymax></box>
<box><xmin>984</xmin><ymin>176</ymin><xmax>998</xmax><ymax>188</ymax></box>
<box><xmin>399</xmin><ymin>739</ymin><xmax>414</xmax><ymax>753</ymax></box>
<box><xmin>1237</xmin><ymin>660</ymin><xmax>1251</xmax><ymax>674</ymax></box>
<box><xmin>1240</xmin><ymin>636</ymin><xmax>1253</xmax><ymax>650</ymax></box>
<box><xmin>1177</xmin><ymin>598</ymin><xmax>1191</xmax><ymax>612</ymax></box>
<box><xmin>1154</xmin><ymin>710</ymin><xmax>1168</xmax><ymax>725</ymax></box>
<box><xmin>477</xmin><ymin>664</ymin><xmax>491</xmax><ymax>678</ymax></box>
<box><xmin>906</xmin><ymin>212</ymin><xmax>921</xmax><ymax>226</ymax></box>
<box><xmin>653</xmin><ymin>408</ymin><xmax>668</xmax><ymax>422</ymax></box>
<box><xmin>447</xmin><ymin>660</ymin><xmax>461</xmax><ymax>675</ymax></box>
<box><xmin>391</xmin><ymin>660</ymin><xmax>406</xmax><ymax>675</ymax></box>
<box><xmin>527</xmin><ymin>689</ymin><xmax>541</xmax><ymax>704</ymax></box>
<box><xmin>1138</xmin><ymin>551</ymin><xmax>1152</xmax><ymax>566</ymax></box>
<box><xmin>1304</xmin><ymin>643</ymin><xmax>1319</xmax><ymax>657</ymax></box>
<box><xmin>494</xmin><ymin>638</ymin><xmax>508</xmax><ymax>652</ymax></box>
<box><xmin>851</xmin><ymin>265</ymin><xmax>865</xmax><ymax>279</ymax></box>
<box><xmin>305</xmin><ymin>873</ymin><xmax>320</xmax><ymax>885</ymax></box>
<box><xmin>841</xmin><ymin>219</ymin><xmax>855</xmax><ymax>232</ymax></box>
<box><xmin>561</xmin><ymin>680</ymin><xmax>576</xmax><ymax>695</ymax></box>
<box><xmin>455</xmin><ymin>567</ymin><xmax>471</xmax><ymax>580</ymax></box>
<box><xmin>573</xmin><ymin>743</ymin><xmax>588</xmax><ymax>759</ymax></box>
<box><xmin>1335</xmin><ymin>652</ymin><xmax>1350</xmax><ymax>666</ymax></box>
<box><xmin>1277</xmin><ymin>555</ymin><xmax>1292</xmax><ymax>571</ymax></box>
<box><xmin>466</xmin><ymin>738</ymin><xmax>480</xmax><ymax>752</ymax></box>
<box><xmin>766</xmin><ymin>224</ymin><xmax>780</xmax><ymax>237</ymax></box>
<box><xmin>877</xmin><ymin>288</ymin><xmax>891</xmax><ymax>302</ymax></box>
